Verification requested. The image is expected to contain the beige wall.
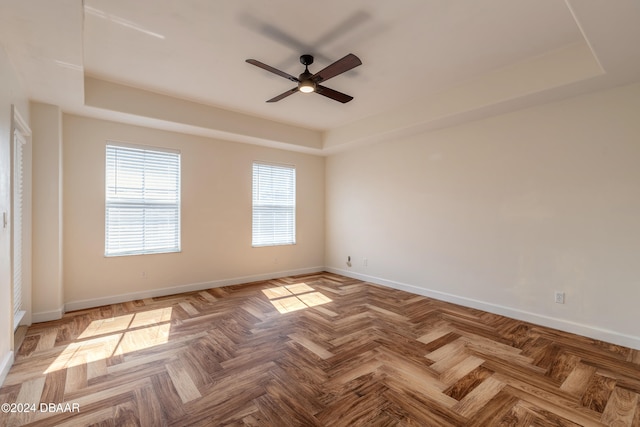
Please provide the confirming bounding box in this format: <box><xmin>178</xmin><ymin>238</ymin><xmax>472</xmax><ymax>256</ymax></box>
<box><xmin>63</xmin><ymin>115</ymin><xmax>325</xmax><ymax>308</ymax></box>
<box><xmin>31</xmin><ymin>102</ymin><xmax>64</xmax><ymax>322</ymax></box>
<box><xmin>0</xmin><ymin>46</ymin><xmax>30</xmax><ymax>383</ymax></box>
<box><xmin>326</xmin><ymin>82</ymin><xmax>640</xmax><ymax>349</ymax></box>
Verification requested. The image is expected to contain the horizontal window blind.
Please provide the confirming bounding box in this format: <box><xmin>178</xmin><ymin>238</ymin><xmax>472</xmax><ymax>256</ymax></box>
<box><xmin>252</xmin><ymin>162</ymin><xmax>296</xmax><ymax>247</ymax></box>
<box><xmin>13</xmin><ymin>129</ymin><xmax>26</xmax><ymax>317</ymax></box>
<box><xmin>105</xmin><ymin>144</ymin><xmax>181</xmax><ymax>256</ymax></box>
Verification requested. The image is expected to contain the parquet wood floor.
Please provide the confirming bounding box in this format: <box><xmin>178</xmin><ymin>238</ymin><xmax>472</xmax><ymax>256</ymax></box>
<box><xmin>1</xmin><ymin>272</ymin><xmax>639</xmax><ymax>426</ymax></box>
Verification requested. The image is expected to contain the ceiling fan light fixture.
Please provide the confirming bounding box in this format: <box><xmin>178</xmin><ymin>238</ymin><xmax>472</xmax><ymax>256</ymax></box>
<box><xmin>298</xmin><ymin>80</ymin><xmax>316</xmax><ymax>93</ymax></box>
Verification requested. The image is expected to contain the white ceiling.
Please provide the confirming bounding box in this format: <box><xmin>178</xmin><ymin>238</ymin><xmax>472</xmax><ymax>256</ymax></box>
<box><xmin>1</xmin><ymin>1</ymin><xmax>639</xmax><ymax>154</ymax></box>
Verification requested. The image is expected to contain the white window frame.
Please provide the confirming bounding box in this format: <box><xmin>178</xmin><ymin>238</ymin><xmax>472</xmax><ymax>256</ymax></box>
<box><xmin>252</xmin><ymin>161</ymin><xmax>296</xmax><ymax>247</ymax></box>
<box><xmin>105</xmin><ymin>143</ymin><xmax>181</xmax><ymax>257</ymax></box>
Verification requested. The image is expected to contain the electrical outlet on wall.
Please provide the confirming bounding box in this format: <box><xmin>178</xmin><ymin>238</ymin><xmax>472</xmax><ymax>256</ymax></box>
<box><xmin>554</xmin><ymin>291</ymin><xmax>565</xmax><ymax>304</ymax></box>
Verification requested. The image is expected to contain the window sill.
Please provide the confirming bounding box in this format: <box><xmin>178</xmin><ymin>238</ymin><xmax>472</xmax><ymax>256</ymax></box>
<box><xmin>14</xmin><ymin>310</ymin><xmax>26</xmax><ymax>332</ymax></box>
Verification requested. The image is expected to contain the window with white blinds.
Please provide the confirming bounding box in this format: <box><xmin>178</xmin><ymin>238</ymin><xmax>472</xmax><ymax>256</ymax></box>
<box><xmin>13</xmin><ymin>128</ymin><xmax>26</xmax><ymax>319</ymax></box>
<box><xmin>105</xmin><ymin>144</ymin><xmax>181</xmax><ymax>256</ymax></box>
<box><xmin>252</xmin><ymin>162</ymin><xmax>296</xmax><ymax>247</ymax></box>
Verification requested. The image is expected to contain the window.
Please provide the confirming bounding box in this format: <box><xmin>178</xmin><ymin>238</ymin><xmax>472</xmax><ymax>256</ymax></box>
<box><xmin>12</xmin><ymin>106</ymin><xmax>30</xmax><ymax>329</ymax></box>
<box><xmin>105</xmin><ymin>144</ymin><xmax>181</xmax><ymax>256</ymax></box>
<box><xmin>13</xmin><ymin>128</ymin><xmax>26</xmax><ymax>321</ymax></box>
<box><xmin>252</xmin><ymin>162</ymin><xmax>296</xmax><ymax>247</ymax></box>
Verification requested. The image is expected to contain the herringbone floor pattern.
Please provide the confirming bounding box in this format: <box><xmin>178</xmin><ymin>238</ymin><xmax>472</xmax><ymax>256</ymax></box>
<box><xmin>1</xmin><ymin>273</ymin><xmax>639</xmax><ymax>426</ymax></box>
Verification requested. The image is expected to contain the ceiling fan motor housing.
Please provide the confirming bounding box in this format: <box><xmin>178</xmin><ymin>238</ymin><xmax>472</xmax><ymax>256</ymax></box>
<box><xmin>298</xmin><ymin>55</ymin><xmax>316</xmax><ymax>92</ymax></box>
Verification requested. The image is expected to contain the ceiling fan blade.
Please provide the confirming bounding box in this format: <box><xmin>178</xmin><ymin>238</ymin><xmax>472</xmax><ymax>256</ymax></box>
<box><xmin>266</xmin><ymin>87</ymin><xmax>298</xmax><ymax>102</ymax></box>
<box><xmin>246</xmin><ymin>59</ymin><xmax>298</xmax><ymax>82</ymax></box>
<box><xmin>316</xmin><ymin>85</ymin><xmax>354</xmax><ymax>103</ymax></box>
<box><xmin>311</xmin><ymin>53</ymin><xmax>362</xmax><ymax>84</ymax></box>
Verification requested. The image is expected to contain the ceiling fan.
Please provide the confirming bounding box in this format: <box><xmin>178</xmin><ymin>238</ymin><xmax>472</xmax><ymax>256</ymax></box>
<box><xmin>246</xmin><ymin>53</ymin><xmax>362</xmax><ymax>103</ymax></box>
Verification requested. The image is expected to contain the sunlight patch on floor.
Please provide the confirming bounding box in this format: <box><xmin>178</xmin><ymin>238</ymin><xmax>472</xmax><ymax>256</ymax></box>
<box><xmin>262</xmin><ymin>283</ymin><xmax>332</xmax><ymax>314</ymax></box>
<box><xmin>45</xmin><ymin>308</ymin><xmax>173</xmax><ymax>373</ymax></box>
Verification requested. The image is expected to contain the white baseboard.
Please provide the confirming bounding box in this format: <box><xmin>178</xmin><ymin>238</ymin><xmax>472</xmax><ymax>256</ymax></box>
<box><xmin>32</xmin><ymin>307</ymin><xmax>65</xmax><ymax>324</ymax></box>
<box><xmin>0</xmin><ymin>351</ymin><xmax>14</xmax><ymax>387</ymax></box>
<box><xmin>64</xmin><ymin>266</ymin><xmax>325</xmax><ymax>313</ymax></box>
<box><xmin>326</xmin><ymin>267</ymin><xmax>640</xmax><ymax>351</ymax></box>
